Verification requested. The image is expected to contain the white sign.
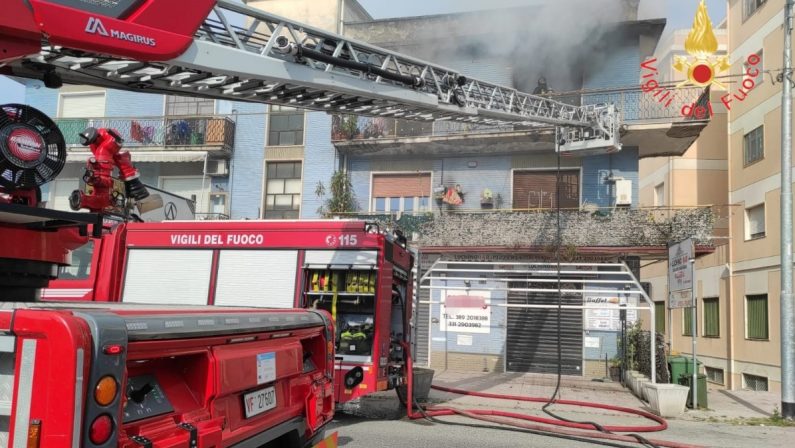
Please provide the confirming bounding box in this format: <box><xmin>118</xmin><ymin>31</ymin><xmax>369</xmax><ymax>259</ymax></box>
<box><xmin>256</xmin><ymin>352</ymin><xmax>276</xmax><ymax>385</ymax></box>
<box><xmin>456</xmin><ymin>334</ymin><xmax>474</xmax><ymax>346</ymax></box>
<box><xmin>440</xmin><ymin>290</ymin><xmax>491</xmax><ymax>333</ymax></box>
<box><xmin>669</xmin><ymin>289</ymin><xmax>694</xmax><ymax>309</ymax></box>
<box><xmin>584</xmin><ymin>294</ymin><xmax>638</xmax><ymax>331</ymax></box>
<box><xmin>584</xmin><ymin>336</ymin><xmax>601</xmax><ymax>348</ymax></box>
<box><xmin>668</xmin><ymin>239</ymin><xmax>694</xmax><ymax>293</ymax></box>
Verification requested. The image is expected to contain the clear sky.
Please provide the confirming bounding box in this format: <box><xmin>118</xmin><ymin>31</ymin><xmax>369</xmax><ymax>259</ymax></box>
<box><xmin>0</xmin><ymin>0</ymin><xmax>727</xmax><ymax>104</ymax></box>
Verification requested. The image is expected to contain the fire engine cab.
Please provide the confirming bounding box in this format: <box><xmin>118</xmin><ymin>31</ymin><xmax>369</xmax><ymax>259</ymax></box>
<box><xmin>45</xmin><ymin>220</ymin><xmax>415</xmax><ymax>403</ymax></box>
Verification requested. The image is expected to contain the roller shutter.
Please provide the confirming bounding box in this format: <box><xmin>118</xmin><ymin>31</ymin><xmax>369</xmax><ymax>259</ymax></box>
<box><xmin>513</xmin><ymin>170</ymin><xmax>579</xmax><ymax>210</ymax></box>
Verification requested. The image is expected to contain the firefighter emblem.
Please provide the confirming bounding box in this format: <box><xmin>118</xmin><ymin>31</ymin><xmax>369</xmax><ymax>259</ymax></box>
<box><xmin>672</xmin><ymin>0</ymin><xmax>729</xmax><ymax>89</ymax></box>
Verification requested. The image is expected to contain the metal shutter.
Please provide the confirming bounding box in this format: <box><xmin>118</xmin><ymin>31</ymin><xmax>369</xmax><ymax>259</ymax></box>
<box><xmin>59</xmin><ymin>92</ymin><xmax>106</xmax><ymax>118</ymax></box>
<box><xmin>123</xmin><ymin>249</ymin><xmax>212</xmax><ymax>305</ymax></box>
<box><xmin>304</xmin><ymin>250</ymin><xmax>377</xmax><ymax>266</ymax></box>
<box><xmin>506</xmin><ymin>281</ymin><xmax>583</xmax><ymax>375</ymax></box>
<box><xmin>372</xmin><ymin>173</ymin><xmax>431</xmax><ymax>197</ymax></box>
<box><xmin>512</xmin><ymin>170</ymin><xmax>579</xmax><ymax>209</ymax></box>
<box><xmin>214</xmin><ymin>250</ymin><xmax>298</xmax><ymax>308</ymax></box>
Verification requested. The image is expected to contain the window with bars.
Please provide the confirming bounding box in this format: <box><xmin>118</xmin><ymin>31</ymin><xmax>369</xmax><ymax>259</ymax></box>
<box><xmin>705</xmin><ymin>367</ymin><xmax>725</xmax><ymax>385</ymax></box>
<box><xmin>165</xmin><ymin>96</ymin><xmax>215</xmax><ymax>116</ymax></box>
<box><xmin>682</xmin><ymin>306</ymin><xmax>695</xmax><ymax>336</ymax></box>
<box><xmin>268</xmin><ymin>105</ymin><xmax>304</xmax><ymax>146</ymax></box>
<box><xmin>743</xmin><ymin>373</ymin><xmax>769</xmax><ymax>391</ymax></box>
<box><xmin>654</xmin><ymin>301</ymin><xmax>666</xmax><ymax>334</ymax></box>
<box><xmin>264</xmin><ymin>162</ymin><xmax>302</xmax><ymax>219</ymax></box>
<box><xmin>743</xmin><ymin>0</ymin><xmax>767</xmax><ymax>21</ymax></box>
<box><xmin>703</xmin><ymin>297</ymin><xmax>719</xmax><ymax>337</ymax></box>
<box><xmin>745</xmin><ymin>203</ymin><xmax>765</xmax><ymax>240</ymax></box>
<box><xmin>743</xmin><ymin>126</ymin><xmax>764</xmax><ymax>166</ymax></box>
<box><xmin>746</xmin><ymin>294</ymin><xmax>769</xmax><ymax>340</ymax></box>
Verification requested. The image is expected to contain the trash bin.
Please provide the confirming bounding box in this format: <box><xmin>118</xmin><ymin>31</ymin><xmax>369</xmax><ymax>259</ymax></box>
<box><xmin>397</xmin><ymin>367</ymin><xmax>435</xmax><ymax>404</ymax></box>
<box><xmin>667</xmin><ymin>356</ymin><xmax>703</xmax><ymax>384</ymax></box>
<box><xmin>677</xmin><ymin>374</ymin><xmax>708</xmax><ymax>409</ymax></box>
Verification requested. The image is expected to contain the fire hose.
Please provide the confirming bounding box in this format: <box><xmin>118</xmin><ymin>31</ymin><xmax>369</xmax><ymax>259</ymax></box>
<box><xmin>399</xmin><ymin>342</ymin><xmax>704</xmax><ymax>448</ymax></box>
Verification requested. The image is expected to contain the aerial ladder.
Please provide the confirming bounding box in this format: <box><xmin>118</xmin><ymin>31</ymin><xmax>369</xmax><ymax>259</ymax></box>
<box><xmin>0</xmin><ymin>0</ymin><xmax>621</xmax><ymax>155</ymax></box>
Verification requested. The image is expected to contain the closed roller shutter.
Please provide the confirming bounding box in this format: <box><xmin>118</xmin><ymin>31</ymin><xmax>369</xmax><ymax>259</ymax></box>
<box><xmin>59</xmin><ymin>92</ymin><xmax>106</xmax><ymax>118</ymax></box>
<box><xmin>214</xmin><ymin>250</ymin><xmax>298</xmax><ymax>308</ymax></box>
<box><xmin>513</xmin><ymin>170</ymin><xmax>579</xmax><ymax>210</ymax></box>
<box><xmin>123</xmin><ymin>249</ymin><xmax>212</xmax><ymax>305</ymax></box>
<box><xmin>506</xmin><ymin>281</ymin><xmax>583</xmax><ymax>375</ymax></box>
<box><xmin>305</xmin><ymin>250</ymin><xmax>377</xmax><ymax>266</ymax></box>
<box><xmin>372</xmin><ymin>173</ymin><xmax>431</xmax><ymax>197</ymax></box>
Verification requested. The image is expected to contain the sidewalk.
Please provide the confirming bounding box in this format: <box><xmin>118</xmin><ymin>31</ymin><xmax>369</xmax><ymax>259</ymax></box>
<box><xmin>346</xmin><ymin>370</ymin><xmax>795</xmax><ymax>448</ymax></box>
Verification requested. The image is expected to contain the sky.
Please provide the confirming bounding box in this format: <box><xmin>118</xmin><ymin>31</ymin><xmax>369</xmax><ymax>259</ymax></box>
<box><xmin>0</xmin><ymin>0</ymin><xmax>727</xmax><ymax>104</ymax></box>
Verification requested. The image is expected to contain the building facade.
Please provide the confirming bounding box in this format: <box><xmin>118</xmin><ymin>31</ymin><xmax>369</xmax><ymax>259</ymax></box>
<box><xmin>14</xmin><ymin>0</ymin><xmax>716</xmax><ymax>378</ymax></box>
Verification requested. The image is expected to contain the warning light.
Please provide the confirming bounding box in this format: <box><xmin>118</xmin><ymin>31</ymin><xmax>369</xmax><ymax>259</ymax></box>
<box><xmin>102</xmin><ymin>344</ymin><xmax>124</xmax><ymax>355</ymax></box>
<box><xmin>94</xmin><ymin>376</ymin><xmax>118</xmax><ymax>406</ymax></box>
<box><xmin>89</xmin><ymin>414</ymin><xmax>113</xmax><ymax>445</ymax></box>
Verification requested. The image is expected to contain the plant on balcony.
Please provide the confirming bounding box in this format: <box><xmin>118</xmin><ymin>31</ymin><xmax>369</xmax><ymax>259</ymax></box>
<box><xmin>315</xmin><ymin>170</ymin><xmax>357</xmax><ymax>218</ymax></box>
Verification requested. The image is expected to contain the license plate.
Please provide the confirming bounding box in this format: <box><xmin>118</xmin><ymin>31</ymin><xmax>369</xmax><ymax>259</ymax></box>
<box><xmin>243</xmin><ymin>386</ymin><xmax>277</xmax><ymax>418</ymax></box>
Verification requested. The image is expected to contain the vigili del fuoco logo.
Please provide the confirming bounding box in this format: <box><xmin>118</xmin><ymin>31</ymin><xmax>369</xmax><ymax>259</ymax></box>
<box><xmin>639</xmin><ymin>0</ymin><xmax>760</xmax><ymax>119</ymax></box>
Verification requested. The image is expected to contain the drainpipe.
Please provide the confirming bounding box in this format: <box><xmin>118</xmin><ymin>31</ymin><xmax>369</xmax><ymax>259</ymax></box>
<box><xmin>780</xmin><ymin>0</ymin><xmax>795</xmax><ymax>420</ymax></box>
<box><xmin>199</xmin><ymin>152</ymin><xmax>209</xmax><ymax>217</ymax></box>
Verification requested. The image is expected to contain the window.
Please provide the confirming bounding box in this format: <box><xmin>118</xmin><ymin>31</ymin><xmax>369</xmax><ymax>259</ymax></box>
<box><xmin>743</xmin><ymin>373</ymin><xmax>769</xmax><ymax>391</ymax></box>
<box><xmin>58</xmin><ymin>240</ymin><xmax>94</xmax><ymax>280</ymax></box>
<box><xmin>743</xmin><ymin>0</ymin><xmax>767</xmax><ymax>21</ymax></box>
<box><xmin>371</xmin><ymin>173</ymin><xmax>432</xmax><ymax>215</ymax></box>
<box><xmin>513</xmin><ymin>170</ymin><xmax>580</xmax><ymax>209</ymax></box>
<box><xmin>703</xmin><ymin>297</ymin><xmax>720</xmax><ymax>337</ymax></box>
<box><xmin>264</xmin><ymin>161</ymin><xmax>302</xmax><ymax>219</ymax></box>
<box><xmin>59</xmin><ymin>92</ymin><xmax>106</xmax><ymax>118</ymax></box>
<box><xmin>744</xmin><ymin>51</ymin><xmax>763</xmax><ymax>87</ymax></box>
<box><xmin>746</xmin><ymin>294</ymin><xmax>769</xmax><ymax>340</ymax></box>
<box><xmin>745</xmin><ymin>203</ymin><xmax>765</xmax><ymax>240</ymax></box>
<box><xmin>268</xmin><ymin>105</ymin><xmax>304</xmax><ymax>146</ymax></box>
<box><xmin>654</xmin><ymin>301</ymin><xmax>666</xmax><ymax>334</ymax></box>
<box><xmin>165</xmin><ymin>96</ymin><xmax>215</xmax><ymax>116</ymax></box>
<box><xmin>682</xmin><ymin>306</ymin><xmax>695</xmax><ymax>336</ymax></box>
<box><xmin>705</xmin><ymin>367</ymin><xmax>725</xmax><ymax>385</ymax></box>
<box><xmin>743</xmin><ymin>125</ymin><xmax>764</xmax><ymax>166</ymax></box>
<box><xmin>654</xmin><ymin>183</ymin><xmax>664</xmax><ymax>207</ymax></box>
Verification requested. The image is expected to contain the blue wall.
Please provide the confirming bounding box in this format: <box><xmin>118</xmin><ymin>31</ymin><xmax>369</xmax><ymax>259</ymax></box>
<box><xmin>301</xmin><ymin>112</ymin><xmax>337</xmax><ymax>218</ymax></box>
<box><xmin>106</xmin><ymin>90</ymin><xmax>164</xmax><ymax>117</ymax></box>
<box><xmin>24</xmin><ymin>81</ymin><xmax>58</xmax><ymax>116</ymax></box>
<box><xmin>229</xmin><ymin>101</ymin><xmax>266</xmax><ymax>219</ymax></box>
<box><xmin>581</xmin><ymin>147</ymin><xmax>639</xmax><ymax>208</ymax></box>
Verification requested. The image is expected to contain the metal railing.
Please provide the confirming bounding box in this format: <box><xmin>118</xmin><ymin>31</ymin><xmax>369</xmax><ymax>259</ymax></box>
<box><xmin>195</xmin><ymin>212</ymin><xmax>231</xmax><ymax>220</ymax></box>
<box><xmin>333</xmin><ymin>205</ymin><xmax>719</xmax><ymax>248</ymax></box>
<box><xmin>55</xmin><ymin>116</ymin><xmax>236</xmax><ymax>152</ymax></box>
<box><xmin>331</xmin><ymin>86</ymin><xmax>709</xmax><ymax>142</ymax></box>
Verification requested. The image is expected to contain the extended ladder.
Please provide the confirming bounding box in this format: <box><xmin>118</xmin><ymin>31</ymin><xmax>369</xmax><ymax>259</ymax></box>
<box><xmin>4</xmin><ymin>0</ymin><xmax>620</xmax><ymax>154</ymax></box>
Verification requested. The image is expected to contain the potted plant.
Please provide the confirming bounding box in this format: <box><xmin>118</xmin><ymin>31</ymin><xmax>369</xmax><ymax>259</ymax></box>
<box><xmin>609</xmin><ymin>357</ymin><xmax>622</xmax><ymax>382</ymax></box>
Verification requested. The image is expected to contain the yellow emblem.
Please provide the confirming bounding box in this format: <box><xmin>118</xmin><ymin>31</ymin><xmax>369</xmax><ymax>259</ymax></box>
<box><xmin>673</xmin><ymin>1</ymin><xmax>730</xmax><ymax>89</ymax></box>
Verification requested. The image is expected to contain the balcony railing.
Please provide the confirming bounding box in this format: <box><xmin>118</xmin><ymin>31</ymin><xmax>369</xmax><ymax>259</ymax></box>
<box><xmin>331</xmin><ymin>86</ymin><xmax>708</xmax><ymax>142</ymax></box>
<box><xmin>333</xmin><ymin>206</ymin><xmax>718</xmax><ymax>249</ymax></box>
<box><xmin>55</xmin><ymin>115</ymin><xmax>236</xmax><ymax>153</ymax></box>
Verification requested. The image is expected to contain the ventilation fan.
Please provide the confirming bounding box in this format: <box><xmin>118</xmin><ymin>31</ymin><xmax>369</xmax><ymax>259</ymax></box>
<box><xmin>0</xmin><ymin>104</ymin><xmax>66</xmax><ymax>191</ymax></box>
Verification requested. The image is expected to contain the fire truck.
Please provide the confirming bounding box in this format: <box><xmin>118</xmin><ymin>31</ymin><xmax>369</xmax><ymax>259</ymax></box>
<box><xmin>0</xmin><ymin>0</ymin><xmax>626</xmax><ymax>446</ymax></box>
<box><xmin>44</xmin><ymin>219</ymin><xmax>415</xmax><ymax>404</ymax></box>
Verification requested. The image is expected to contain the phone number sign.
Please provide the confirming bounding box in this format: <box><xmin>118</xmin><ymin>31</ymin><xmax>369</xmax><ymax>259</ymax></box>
<box><xmin>440</xmin><ymin>290</ymin><xmax>491</xmax><ymax>334</ymax></box>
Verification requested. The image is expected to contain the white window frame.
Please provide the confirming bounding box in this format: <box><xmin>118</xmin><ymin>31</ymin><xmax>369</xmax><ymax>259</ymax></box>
<box><xmin>368</xmin><ymin>171</ymin><xmax>434</xmax><ymax>215</ymax></box>
<box><xmin>654</xmin><ymin>182</ymin><xmax>665</xmax><ymax>207</ymax></box>
<box><xmin>744</xmin><ymin>202</ymin><xmax>766</xmax><ymax>240</ymax></box>
<box><xmin>261</xmin><ymin>160</ymin><xmax>303</xmax><ymax>219</ymax></box>
<box><xmin>57</xmin><ymin>91</ymin><xmax>107</xmax><ymax>118</ymax></box>
<box><xmin>158</xmin><ymin>175</ymin><xmax>210</xmax><ymax>214</ymax></box>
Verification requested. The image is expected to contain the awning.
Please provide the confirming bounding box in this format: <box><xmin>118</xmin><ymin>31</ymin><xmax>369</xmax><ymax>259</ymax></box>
<box><xmin>66</xmin><ymin>151</ymin><xmax>208</xmax><ymax>163</ymax></box>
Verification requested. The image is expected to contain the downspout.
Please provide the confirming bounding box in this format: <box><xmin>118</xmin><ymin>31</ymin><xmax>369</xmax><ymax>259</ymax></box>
<box><xmin>199</xmin><ymin>152</ymin><xmax>209</xmax><ymax>217</ymax></box>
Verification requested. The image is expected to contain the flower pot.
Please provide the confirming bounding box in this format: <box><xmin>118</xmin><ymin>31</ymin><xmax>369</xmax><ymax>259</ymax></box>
<box><xmin>638</xmin><ymin>378</ymin><xmax>652</xmax><ymax>401</ymax></box>
<box><xmin>644</xmin><ymin>383</ymin><xmax>690</xmax><ymax>417</ymax></box>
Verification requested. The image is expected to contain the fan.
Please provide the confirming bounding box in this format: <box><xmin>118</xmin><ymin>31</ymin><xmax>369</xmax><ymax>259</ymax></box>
<box><xmin>0</xmin><ymin>104</ymin><xmax>66</xmax><ymax>191</ymax></box>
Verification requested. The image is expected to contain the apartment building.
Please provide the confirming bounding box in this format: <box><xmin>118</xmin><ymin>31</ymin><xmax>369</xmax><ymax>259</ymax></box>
<box><xmin>641</xmin><ymin>0</ymin><xmax>787</xmax><ymax>393</ymax></box>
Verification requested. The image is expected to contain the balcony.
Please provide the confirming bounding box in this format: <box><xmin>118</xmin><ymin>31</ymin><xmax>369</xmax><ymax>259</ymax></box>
<box><xmin>55</xmin><ymin>116</ymin><xmax>236</xmax><ymax>160</ymax></box>
<box><xmin>331</xmin><ymin>87</ymin><xmax>709</xmax><ymax>159</ymax></box>
<box><xmin>334</xmin><ymin>206</ymin><xmax>720</xmax><ymax>258</ymax></box>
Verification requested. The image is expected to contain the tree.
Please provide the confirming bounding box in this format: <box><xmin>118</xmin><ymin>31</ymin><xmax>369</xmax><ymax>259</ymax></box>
<box><xmin>315</xmin><ymin>170</ymin><xmax>357</xmax><ymax>217</ymax></box>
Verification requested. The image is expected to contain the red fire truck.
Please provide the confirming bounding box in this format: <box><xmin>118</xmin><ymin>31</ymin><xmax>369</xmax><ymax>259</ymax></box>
<box><xmin>0</xmin><ymin>104</ymin><xmax>339</xmax><ymax>447</ymax></box>
<box><xmin>44</xmin><ymin>219</ymin><xmax>416</xmax><ymax>404</ymax></box>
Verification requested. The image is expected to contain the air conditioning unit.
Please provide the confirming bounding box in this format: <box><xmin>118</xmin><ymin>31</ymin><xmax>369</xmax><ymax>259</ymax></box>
<box><xmin>615</xmin><ymin>179</ymin><xmax>632</xmax><ymax>206</ymax></box>
<box><xmin>206</xmin><ymin>159</ymin><xmax>229</xmax><ymax>177</ymax></box>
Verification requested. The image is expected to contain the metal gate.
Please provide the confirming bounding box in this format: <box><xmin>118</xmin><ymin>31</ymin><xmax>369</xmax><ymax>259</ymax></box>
<box><xmin>506</xmin><ymin>282</ymin><xmax>583</xmax><ymax>375</ymax></box>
